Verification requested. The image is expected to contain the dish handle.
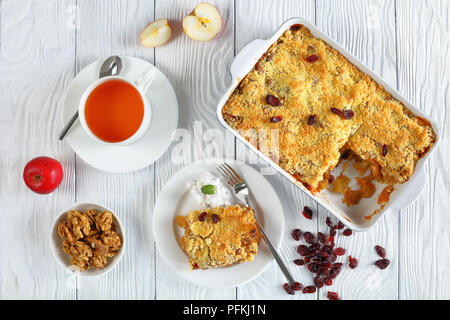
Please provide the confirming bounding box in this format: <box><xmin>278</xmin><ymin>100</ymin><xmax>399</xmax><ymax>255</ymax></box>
<box><xmin>393</xmin><ymin>166</ymin><xmax>428</xmax><ymax>210</ymax></box>
<box><xmin>230</xmin><ymin>39</ymin><xmax>266</xmax><ymax>79</ymax></box>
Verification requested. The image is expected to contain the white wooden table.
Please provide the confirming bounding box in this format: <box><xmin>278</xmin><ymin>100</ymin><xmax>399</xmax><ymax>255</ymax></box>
<box><xmin>1</xmin><ymin>0</ymin><xmax>449</xmax><ymax>300</ymax></box>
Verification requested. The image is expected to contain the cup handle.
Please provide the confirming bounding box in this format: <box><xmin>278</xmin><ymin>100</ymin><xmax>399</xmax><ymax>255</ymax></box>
<box><xmin>134</xmin><ymin>66</ymin><xmax>157</xmax><ymax>93</ymax></box>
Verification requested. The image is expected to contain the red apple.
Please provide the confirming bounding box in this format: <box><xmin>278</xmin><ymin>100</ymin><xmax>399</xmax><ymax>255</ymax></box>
<box><xmin>23</xmin><ymin>156</ymin><xmax>63</xmax><ymax>194</ymax></box>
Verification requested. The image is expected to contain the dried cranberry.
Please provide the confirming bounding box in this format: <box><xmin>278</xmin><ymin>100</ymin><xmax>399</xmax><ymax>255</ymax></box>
<box><xmin>303</xmin><ymin>286</ymin><xmax>316</xmax><ymax>294</ymax></box>
<box><xmin>324</xmin><ymin>277</ymin><xmax>333</xmax><ymax>286</ymax></box>
<box><xmin>375</xmin><ymin>259</ymin><xmax>390</xmax><ymax>270</ymax></box>
<box><xmin>316</xmin><ymin>269</ymin><xmax>326</xmax><ymax>277</ymax></box>
<box><xmin>302</xmin><ymin>206</ymin><xmax>313</xmax><ymax>220</ymax></box>
<box><xmin>342</xmin><ymin>229</ymin><xmax>353</xmax><ymax>236</ymax></box>
<box><xmin>320</xmin><ymin>250</ymin><xmax>329</xmax><ymax>259</ymax></box>
<box><xmin>342</xmin><ymin>110</ymin><xmax>355</xmax><ymax>120</ymax></box>
<box><xmin>309</xmin><ymin>243</ymin><xmax>321</xmax><ymax>251</ymax></box>
<box><xmin>294</xmin><ymin>259</ymin><xmax>305</xmax><ymax>266</ymax></box>
<box><xmin>349</xmin><ymin>256</ymin><xmax>358</xmax><ymax>269</ymax></box>
<box><xmin>331</xmin><ymin>263</ymin><xmax>343</xmax><ymax>269</ymax></box>
<box><xmin>330</xmin><ymin>267</ymin><xmax>341</xmax><ymax>279</ymax></box>
<box><xmin>318</xmin><ymin>232</ymin><xmax>327</xmax><ymax>244</ymax></box>
<box><xmin>336</xmin><ymin>221</ymin><xmax>345</xmax><ymax>230</ymax></box>
<box><xmin>303</xmin><ymin>232</ymin><xmax>315</xmax><ymax>244</ymax></box>
<box><xmin>314</xmin><ymin>276</ymin><xmax>324</xmax><ymax>289</ymax></box>
<box><xmin>307</xmin><ymin>263</ymin><xmax>319</xmax><ymax>273</ymax></box>
<box><xmin>304</xmin><ymin>257</ymin><xmax>311</xmax><ymax>263</ymax></box>
<box><xmin>211</xmin><ymin>214</ymin><xmax>219</xmax><ymax>224</ymax></box>
<box><xmin>331</xmin><ymin>264</ymin><xmax>342</xmax><ymax>271</ymax></box>
<box><xmin>265</xmin><ymin>94</ymin><xmax>281</xmax><ymax>106</ymax></box>
<box><xmin>322</xmin><ymin>268</ymin><xmax>331</xmax><ymax>275</ymax></box>
<box><xmin>307</xmin><ymin>114</ymin><xmax>317</xmax><ymax>126</ymax></box>
<box><xmin>328</xmin><ymin>175</ymin><xmax>335</xmax><ymax>184</ymax></box>
<box><xmin>326</xmin><ymin>217</ymin><xmax>333</xmax><ymax>227</ymax></box>
<box><xmin>292</xmin><ymin>282</ymin><xmax>303</xmax><ymax>291</ymax></box>
<box><xmin>270</xmin><ymin>116</ymin><xmax>283</xmax><ymax>123</ymax></box>
<box><xmin>320</xmin><ymin>262</ymin><xmax>331</xmax><ymax>270</ymax></box>
<box><xmin>290</xmin><ymin>24</ymin><xmax>303</xmax><ymax>32</ymax></box>
<box><xmin>322</xmin><ymin>245</ymin><xmax>332</xmax><ymax>254</ymax></box>
<box><xmin>305</xmin><ymin>55</ymin><xmax>319</xmax><ymax>63</ymax></box>
<box><xmin>327</xmin><ymin>291</ymin><xmax>340</xmax><ymax>300</ymax></box>
<box><xmin>292</xmin><ymin>229</ymin><xmax>302</xmax><ymax>241</ymax></box>
<box><xmin>331</xmin><ymin>108</ymin><xmax>342</xmax><ymax>116</ymax></box>
<box><xmin>334</xmin><ymin>248</ymin><xmax>346</xmax><ymax>256</ymax></box>
<box><xmin>375</xmin><ymin>245</ymin><xmax>386</xmax><ymax>258</ymax></box>
<box><xmin>282</xmin><ymin>283</ymin><xmax>295</xmax><ymax>295</ymax></box>
<box><xmin>297</xmin><ymin>245</ymin><xmax>310</xmax><ymax>256</ymax></box>
<box><xmin>382</xmin><ymin>144</ymin><xmax>388</xmax><ymax>157</ymax></box>
<box><xmin>330</xmin><ymin>227</ymin><xmax>337</xmax><ymax>237</ymax></box>
<box><xmin>198</xmin><ymin>211</ymin><xmax>207</xmax><ymax>222</ymax></box>
<box><xmin>313</xmin><ymin>254</ymin><xmax>323</xmax><ymax>262</ymax></box>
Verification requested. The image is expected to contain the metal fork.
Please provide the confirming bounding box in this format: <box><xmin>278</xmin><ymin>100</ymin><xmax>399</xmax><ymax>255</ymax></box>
<box><xmin>217</xmin><ymin>163</ymin><xmax>295</xmax><ymax>286</ymax></box>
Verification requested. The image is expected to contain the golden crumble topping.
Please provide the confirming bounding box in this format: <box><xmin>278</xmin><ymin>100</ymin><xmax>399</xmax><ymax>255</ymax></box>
<box><xmin>222</xmin><ymin>25</ymin><xmax>436</xmax><ymax>193</ymax></box>
<box><xmin>176</xmin><ymin>205</ymin><xmax>261</xmax><ymax>270</ymax></box>
<box><xmin>57</xmin><ymin>209</ymin><xmax>122</xmax><ymax>272</ymax></box>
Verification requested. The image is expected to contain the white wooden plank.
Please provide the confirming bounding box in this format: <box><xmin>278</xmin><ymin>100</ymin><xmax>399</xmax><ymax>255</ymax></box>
<box><xmin>396</xmin><ymin>0</ymin><xmax>450</xmax><ymax>300</ymax></box>
<box><xmin>153</xmin><ymin>0</ymin><xmax>236</xmax><ymax>299</ymax></box>
<box><xmin>235</xmin><ymin>0</ymin><xmax>318</xmax><ymax>300</ymax></box>
<box><xmin>0</xmin><ymin>0</ymin><xmax>76</xmax><ymax>299</ymax></box>
<box><xmin>74</xmin><ymin>0</ymin><xmax>156</xmax><ymax>300</ymax></box>
<box><xmin>315</xmin><ymin>0</ymin><xmax>399</xmax><ymax>300</ymax></box>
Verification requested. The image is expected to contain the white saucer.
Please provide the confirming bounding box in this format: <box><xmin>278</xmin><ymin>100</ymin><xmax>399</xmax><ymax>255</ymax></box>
<box><xmin>62</xmin><ymin>56</ymin><xmax>178</xmax><ymax>173</ymax></box>
<box><xmin>153</xmin><ymin>159</ymin><xmax>285</xmax><ymax>288</ymax></box>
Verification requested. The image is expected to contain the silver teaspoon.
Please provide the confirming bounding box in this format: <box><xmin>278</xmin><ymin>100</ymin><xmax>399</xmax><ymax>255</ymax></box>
<box><xmin>58</xmin><ymin>55</ymin><xmax>123</xmax><ymax>141</ymax></box>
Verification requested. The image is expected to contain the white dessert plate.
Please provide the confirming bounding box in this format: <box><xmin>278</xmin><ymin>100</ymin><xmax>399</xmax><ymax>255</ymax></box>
<box><xmin>62</xmin><ymin>56</ymin><xmax>178</xmax><ymax>173</ymax></box>
<box><xmin>153</xmin><ymin>159</ymin><xmax>285</xmax><ymax>288</ymax></box>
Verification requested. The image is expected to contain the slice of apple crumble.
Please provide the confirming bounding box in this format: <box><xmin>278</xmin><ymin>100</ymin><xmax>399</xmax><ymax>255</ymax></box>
<box><xmin>176</xmin><ymin>205</ymin><xmax>261</xmax><ymax>270</ymax></box>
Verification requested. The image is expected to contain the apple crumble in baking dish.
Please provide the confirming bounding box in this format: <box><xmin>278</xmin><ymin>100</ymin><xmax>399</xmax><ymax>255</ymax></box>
<box><xmin>222</xmin><ymin>24</ymin><xmax>436</xmax><ymax>195</ymax></box>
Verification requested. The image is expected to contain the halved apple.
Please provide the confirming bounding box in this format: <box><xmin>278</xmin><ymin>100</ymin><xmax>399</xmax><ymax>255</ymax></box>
<box><xmin>182</xmin><ymin>3</ymin><xmax>222</xmax><ymax>41</ymax></box>
<box><xmin>140</xmin><ymin>18</ymin><xmax>172</xmax><ymax>48</ymax></box>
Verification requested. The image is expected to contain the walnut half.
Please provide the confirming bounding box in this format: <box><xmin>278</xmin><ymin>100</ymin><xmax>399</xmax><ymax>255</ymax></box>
<box><xmin>91</xmin><ymin>256</ymin><xmax>108</xmax><ymax>269</ymax></box>
<box><xmin>85</xmin><ymin>235</ymin><xmax>109</xmax><ymax>257</ymax></box>
<box><xmin>58</xmin><ymin>222</ymin><xmax>76</xmax><ymax>243</ymax></box>
<box><xmin>66</xmin><ymin>210</ymin><xmax>91</xmax><ymax>239</ymax></box>
<box><xmin>101</xmin><ymin>230</ymin><xmax>122</xmax><ymax>257</ymax></box>
<box><xmin>95</xmin><ymin>211</ymin><xmax>113</xmax><ymax>232</ymax></box>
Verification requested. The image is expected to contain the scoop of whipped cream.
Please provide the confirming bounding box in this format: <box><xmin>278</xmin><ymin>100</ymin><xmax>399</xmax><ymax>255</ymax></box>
<box><xmin>186</xmin><ymin>172</ymin><xmax>234</xmax><ymax>208</ymax></box>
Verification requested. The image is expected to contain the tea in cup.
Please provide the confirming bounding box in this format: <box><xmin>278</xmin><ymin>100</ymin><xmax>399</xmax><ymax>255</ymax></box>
<box><xmin>78</xmin><ymin>67</ymin><xmax>156</xmax><ymax>146</ymax></box>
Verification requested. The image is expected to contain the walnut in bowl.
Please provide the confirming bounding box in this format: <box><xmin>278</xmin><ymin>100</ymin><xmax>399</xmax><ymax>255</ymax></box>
<box><xmin>51</xmin><ymin>202</ymin><xmax>125</xmax><ymax>276</ymax></box>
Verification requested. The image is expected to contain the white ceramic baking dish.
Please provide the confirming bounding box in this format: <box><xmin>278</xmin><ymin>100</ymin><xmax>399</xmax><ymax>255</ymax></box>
<box><xmin>216</xmin><ymin>18</ymin><xmax>440</xmax><ymax>231</ymax></box>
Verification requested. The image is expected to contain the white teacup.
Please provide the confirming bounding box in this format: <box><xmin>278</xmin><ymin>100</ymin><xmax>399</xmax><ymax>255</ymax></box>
<box><xmin>78</xmin><ymin>67</ymin><xmax>157</xmax><ymax>146</ymax></box>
